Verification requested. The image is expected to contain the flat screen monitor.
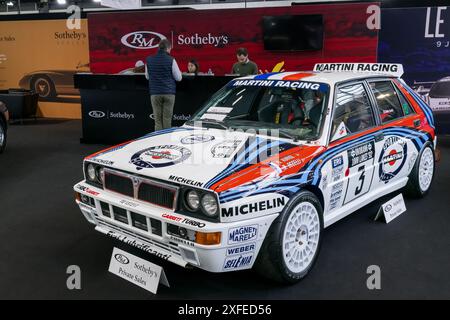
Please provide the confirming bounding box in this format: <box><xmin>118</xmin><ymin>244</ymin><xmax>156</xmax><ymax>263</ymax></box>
<box><xmin>263</xmin><ymin>15</ymin><xmax>324</xmax><ymax>51</ymax></box>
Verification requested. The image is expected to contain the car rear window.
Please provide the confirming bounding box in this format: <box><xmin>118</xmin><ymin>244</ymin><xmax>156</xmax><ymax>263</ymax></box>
<box><xmin>369</xmin><ymin>81</ymin><xmax>406</xmax><ymax>123</ymax></box>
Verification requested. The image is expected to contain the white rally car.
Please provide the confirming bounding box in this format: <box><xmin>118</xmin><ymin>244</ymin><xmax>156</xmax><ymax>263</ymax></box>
<box><xmin>74</xmin><ymin>63</ymin><xmax>436</xmax><ymax>283</ymax></box>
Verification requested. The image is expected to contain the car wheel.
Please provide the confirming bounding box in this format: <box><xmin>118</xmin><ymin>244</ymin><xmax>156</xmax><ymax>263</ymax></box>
<box><xmin>405</xmin><ymin>143</ymin><xmax>435</xmax><ymax>198</ymax></box>
<box><xmin>254</xmin><ymin>191</ymin><xmax>323</xmax><ymax>284</ymax></box>
<box><xmin>0</xmin><ymin>117</ymin><xmax>7</xmax><ymax>153</ymax></box>
<box><xmin>32</xmin><ymin>76</ymin><xmax>56</xmax><ymax>98</ymax></box>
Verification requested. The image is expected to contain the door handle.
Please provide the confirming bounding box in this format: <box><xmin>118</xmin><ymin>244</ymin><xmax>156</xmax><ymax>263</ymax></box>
<box><xmin>374</xmin><ymin>132</ymin><xmax>384</xmax><ymax>142</ymax></box>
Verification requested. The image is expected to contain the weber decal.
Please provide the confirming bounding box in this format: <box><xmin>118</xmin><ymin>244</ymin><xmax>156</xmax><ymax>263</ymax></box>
<box><xmin>130</xmin><ymin>145</ymin><xmax>191</xmax><ymax>169</ymax></box>
<box><xmin>226</xmin><ymin>243</ymin><xmax>256</xmax><ymax>256</ymax></box>
<box><xmin>228</xmin><ymin>225</ymin><xmax>258</xmax><ymax>244</ymax></box>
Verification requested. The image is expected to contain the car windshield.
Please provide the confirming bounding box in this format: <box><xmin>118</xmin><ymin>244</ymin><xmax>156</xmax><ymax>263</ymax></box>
<box><xmin>188</xmin><ymin>80</ymin><xmax>330</xmax><ymax>141</ymax></box>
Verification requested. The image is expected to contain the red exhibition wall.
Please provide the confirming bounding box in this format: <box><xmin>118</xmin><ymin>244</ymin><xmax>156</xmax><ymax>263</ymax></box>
<box><xmin>88</xmin><ymin>3</ymin><xmax>379</xmax><ymax>75</ymax></box>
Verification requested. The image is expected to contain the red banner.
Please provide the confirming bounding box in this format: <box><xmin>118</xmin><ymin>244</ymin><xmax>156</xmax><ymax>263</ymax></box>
<box><xmin>88</xmin><ymin>3</ymin><xmax>379</xmax><ymax>75</ymax></box>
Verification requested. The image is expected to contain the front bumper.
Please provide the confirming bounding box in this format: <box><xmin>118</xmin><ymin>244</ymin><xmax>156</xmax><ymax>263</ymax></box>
<box><xmin>74</xmin><ymin>181</ymin><xmax>278</xmax><ymax>273</ymax></box>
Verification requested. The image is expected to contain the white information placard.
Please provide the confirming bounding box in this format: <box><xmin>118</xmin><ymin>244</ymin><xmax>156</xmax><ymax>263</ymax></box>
<box><xmin>108</xmin><ymin>247</ymin><xmax>169</xmax><ymax>294</ymax></box>
<box><xmin>374</xmin><ymin>193</ymin><xmax>407</xmax><ymax>223</ymax></box>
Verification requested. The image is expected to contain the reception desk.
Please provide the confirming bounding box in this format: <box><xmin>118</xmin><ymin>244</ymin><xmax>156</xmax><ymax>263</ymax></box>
<box><xmin>74</xmin><ymin>73</ymin><xmax>235</xmax><ymax>144</ymax></box>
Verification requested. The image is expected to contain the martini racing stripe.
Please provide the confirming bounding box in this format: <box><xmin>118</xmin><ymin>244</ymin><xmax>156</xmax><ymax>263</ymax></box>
<box><xmin>205</xmin><ymin>137</ymin><xmax>291</xmax><ymax>189</ymax></box>
<box><xmin>218</xmin><ymin>127</ymin><xmax>430</xmax><ymax>203</ymax></box>
<box><xmin>397</xmin><ymin>79</ymin><xmax>435</xmax><ymax>128</ymax></box>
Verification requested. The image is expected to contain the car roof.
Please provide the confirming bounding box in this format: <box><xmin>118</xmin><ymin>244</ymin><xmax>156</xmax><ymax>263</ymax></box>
<box><xmin>236</xmin><ymin>71</ymin><xmax>396</xmax><ymax>86</ymax></box>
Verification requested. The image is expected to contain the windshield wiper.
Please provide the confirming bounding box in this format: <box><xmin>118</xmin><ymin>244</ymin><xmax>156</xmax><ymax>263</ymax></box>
<box><xmin>278</xmin><ymin>130</ymin><xmax>301</xmax><ymax>142</ymax></box>
<box><xmin>187</xmin><ymin>118</ymin><xmax>229</xmax><ymax>130</ymax></box>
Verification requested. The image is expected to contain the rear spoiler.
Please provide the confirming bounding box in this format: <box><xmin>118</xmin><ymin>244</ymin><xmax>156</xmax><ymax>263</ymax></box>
<box><xmin>313</xmin><ymin>63</ymin><xmax>404</xmax><ymax>77</ymax></box>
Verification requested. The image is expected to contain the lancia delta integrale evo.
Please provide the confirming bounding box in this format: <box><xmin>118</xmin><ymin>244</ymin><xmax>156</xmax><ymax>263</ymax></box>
<box><xmin>74</xmin><ymin>63</ymin><xmax>436</xmax><ymax>283</ymax></box>
<box><xmin>0</xmin><ymin>101</ymin><xmax>9</xmax><ymax>153</ymax></box>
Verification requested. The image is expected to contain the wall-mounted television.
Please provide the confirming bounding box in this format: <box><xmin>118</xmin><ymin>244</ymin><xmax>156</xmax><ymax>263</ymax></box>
<box><xmin>263</xmin><ymin>15</ymin><xmax>324</xmax><ymax>51</ymax></box>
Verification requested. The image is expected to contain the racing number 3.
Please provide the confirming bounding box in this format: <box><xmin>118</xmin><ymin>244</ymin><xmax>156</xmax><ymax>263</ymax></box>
<box><xmin>355</xmin><ymin>165</ymin><xmax>365</xmax><ymax>196</ymax></box>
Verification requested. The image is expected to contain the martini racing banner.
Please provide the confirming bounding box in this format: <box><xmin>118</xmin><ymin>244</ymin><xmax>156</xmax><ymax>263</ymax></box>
<box><xmin>87</xmin><ymin>3</ymin><xmax>379</xmax><ymax>75</ymax></box>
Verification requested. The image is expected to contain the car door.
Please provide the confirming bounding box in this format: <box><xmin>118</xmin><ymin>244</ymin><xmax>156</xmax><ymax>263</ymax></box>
<box><xmin>367</xmin><ymin>79</ymin><xmax>419</xmax><ymax>189</ymax></box>
<box><xmin>323</xmin><ymin>82</ymin><xmax>381</xmax><ymax>214</ymax></box>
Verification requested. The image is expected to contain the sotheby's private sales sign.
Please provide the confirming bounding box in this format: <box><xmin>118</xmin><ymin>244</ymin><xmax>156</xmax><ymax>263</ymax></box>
<box><xmin>108</xmin><ymin>247</ymin><xmax>169</xmax><ymax>294</ymax></box>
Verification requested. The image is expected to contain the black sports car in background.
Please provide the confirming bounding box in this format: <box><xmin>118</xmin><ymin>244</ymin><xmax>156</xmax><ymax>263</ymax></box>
<box><xmin>0</xmin><ymin>101</ymin><xmax>9</xmax><ymax>153</ymax></box>
<box><xmin>18</xmin><ymin>63</ymin><xmax>89</xmax><ymax>99</ymax></box>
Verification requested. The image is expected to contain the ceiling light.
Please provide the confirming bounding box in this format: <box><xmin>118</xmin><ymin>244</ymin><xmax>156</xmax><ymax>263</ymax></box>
<box><xmin>7</xmin><ymin>1</ymin><xmax>14</xmax><ymax>6</ymax></box>
<box><xmin>57</xmin><ymin>0</ymin><xmax>66</xmax><ymax>4</ymax></box>
<box><xmin>93</xmin><ymin>0</ymin><xmax>102</xmax><ymax>2</ymax></box>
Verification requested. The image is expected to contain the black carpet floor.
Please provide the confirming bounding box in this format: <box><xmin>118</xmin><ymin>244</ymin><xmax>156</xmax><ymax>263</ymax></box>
<box><xmin>0</xmin><ymin>119</ymin><xmax>449</xmax><ymax>299</ymax></box>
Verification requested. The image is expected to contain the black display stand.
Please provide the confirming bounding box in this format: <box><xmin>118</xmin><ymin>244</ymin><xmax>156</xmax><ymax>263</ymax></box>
<box><xmin>74</xmin><ymin>73</ymin><xmax>234</xmax><ymax>145</ymax></box>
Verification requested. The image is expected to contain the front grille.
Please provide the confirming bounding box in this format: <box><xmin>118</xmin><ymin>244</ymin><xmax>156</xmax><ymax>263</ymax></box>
<box><xmin>100</xmin><ymin>201</ymin><xmax>111</xmax><ymax>218</ymax></box>
<box><xmin>103</xmin><ymin>169</ymin><xmax>178</xmax><ymax>210</ymax></box>
<box><xmin>131</xmin><ymin>212</ymin><xmax>148</xmax><ymax>231</ymax></box>
<box><xmin>138</xmin><ymin>182</ymin><xmax>175</xmax><ymax>209</ymax></box>
<box><xmin>113</xmin><ymin>206</ymin><xmax>128</xmax><ymax>224</ymax></box>
<box><xmin>105</xmin><ymin>172</ymin><xmax>134</xmax><ymax>197</ymax></box>
<box><xmin>150</xmin><ymin>218</ymin><xmax>162</xmax><ymax>236</ymax></box>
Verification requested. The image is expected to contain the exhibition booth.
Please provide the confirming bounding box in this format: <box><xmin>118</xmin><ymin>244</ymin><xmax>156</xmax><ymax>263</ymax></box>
<box><xmin>0</xmin><ymin>0</ymin><xmax>449</xmax><ymax>301</ymax></box>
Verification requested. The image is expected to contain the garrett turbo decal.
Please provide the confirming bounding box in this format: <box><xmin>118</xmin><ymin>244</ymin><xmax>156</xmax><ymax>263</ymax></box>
<box><xmin>168</xmin><ymin>175</ymin><xmax>203</xmax><ymax>187</ymax></box>
<box><xmin>228</xmin><ymin>225</ymin><xmax>258</xmax><ymax>244</ymax></box>
<box><xmin>162</xmin><ymin>214</ymin><xmax>206</xmax><ymax>228</ymax></box>
<box><xmin>379</xmin><ymin>136</ymin><xmax>408</xmax><ymax>183</ymax></box>
<box><xmin>180</xmin><ymin>134</ymin><xmax>215</xmax><ymax>144</ymax></box>
<box><xmin>226</xmin><ymin>243</ymin><xmax>256</xmax><ymax>256</ymax></box>
<box><xmin>221</xmin><ymin>197</ymin><xmax>286</xmax><ymax>218</ymax></box>
<box><xmin>130</xmin><ymin>145</ymin><xmax>191</xmax><ymax>169</ymax></box>
<box><xmin>223</xmin><ymin>253</ymin><xmax>253</xmax><ymax>270</ymax></box>
<box><xmin>211</xmin><ymin>140</ymin><xmax>241</xmax><ymax>158</ymax></box>
<box><xmin>347</xmin><ymin>141</ymin><xmax>375</xmax><ymax>167</ymax></box>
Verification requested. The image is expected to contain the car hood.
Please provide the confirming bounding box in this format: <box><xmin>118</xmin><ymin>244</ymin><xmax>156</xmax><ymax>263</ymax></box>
<box><xmin>85</xmin><ymin>127</ymin><xmax>319</xmax><ymax>191</ymax></box>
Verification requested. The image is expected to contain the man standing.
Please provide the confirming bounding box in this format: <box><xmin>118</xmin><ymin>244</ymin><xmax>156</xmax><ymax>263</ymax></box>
<box><xmin>232</xmin><ymin>47</ymin><xmax>258</xmax><ymax>76</ymax></box>
<box><xmin>145</xmin><ymin>39</ymin><xmax>182</xmax><ymax>131</ymax></box>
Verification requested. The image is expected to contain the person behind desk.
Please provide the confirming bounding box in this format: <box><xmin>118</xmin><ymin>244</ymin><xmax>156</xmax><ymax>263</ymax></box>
<box><xmin>187</xmin><ymin>59</ymin><xmax>199</xmax><ymax>75</ymax></box>
<box><xmin>145</xmin><ymin>39</ymin><xmax>182</xmax><ymax>131</ymax></box>
<box><xmin>232</xmin><ymin>47</ymin><xmax>258</xmax><ymax>76</ymax></box>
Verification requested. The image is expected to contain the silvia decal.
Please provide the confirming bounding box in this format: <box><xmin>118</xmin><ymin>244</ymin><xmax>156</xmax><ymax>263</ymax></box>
<box><xmin>221</xmin><ymin>197</ymin><xmax>286</xmax><ymax>218</ymax></box>
<box><xmin>130</xmin><ymin>145</ymin><xmax>191</xmax><ymax>170</ymax></box>
<box><xmin>228</xmin><ymin>225</ymin><xmax>258</xmax><ymax>244</ymax></box>
<box><xmin>180</xmin><ymin>134</ymin><xmax>215</xmax><ymax>144</ymax></box>
<box><xmin>211</xmin><ymin>140</ymin><xmax>241</xmax><ymax>158</ymax></box>
<box><xmin>379</xmin><ymin>136</ymin><xmax>408</xmax><ymax>183</ymax></box>
<box><xmin>223</xmin><ymin>253</ymin><xmax>253</xmax><ymax>270</ymax></box>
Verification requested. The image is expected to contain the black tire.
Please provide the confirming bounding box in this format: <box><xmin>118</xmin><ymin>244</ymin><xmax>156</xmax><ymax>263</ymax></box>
<box><xmin>254</xmin><ymin>190</ymin><xmax>323</xmax><ymax>284</ymax></box>
<box><xmin>0</xmin><ymin>116</ymin><xmax>7</xmax><ymax>154</ymax></box>
<box><xmin>32</xmin><ymin>75</ymin><xmax>56</xmax><ymax>99</ymax></box>
<box><xmin>404</xmin><ymin>142</ymin><xmax>435</xmax><ymax>198</ymax></box>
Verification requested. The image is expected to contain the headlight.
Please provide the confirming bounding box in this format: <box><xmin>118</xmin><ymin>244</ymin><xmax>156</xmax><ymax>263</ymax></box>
<box><xmin>96</xmin><ymin>167</ymin><xmax>104</xmax><ymax>184</ymax></box>
<box><xmin>87</xmin><ymin>163</ymin><xmax>96</xmax><ymax>181</ymax></box>
<box><xmin>186</xmin><ymin>190</ymin><xmax>200</xmax><ymax>211</ymax></box>
<box><xmin>201</xmin><ymin>194</ymin><xmax>218</xmax><ymax>217</ymax></box>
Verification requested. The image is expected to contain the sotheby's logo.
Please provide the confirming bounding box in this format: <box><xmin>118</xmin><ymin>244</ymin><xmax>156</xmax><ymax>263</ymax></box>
<box><xmin>121</xmin><ymin>31</ymin><xmax>167</xmax><ymax>49</ymax></box>
<box><xmin>114</xmin><ymin>253</ymin><xmax>130</xmax><ymax>265</ymax></box>
<box><xmin>88</xmin><ymin>110</ymin><xmax>105</xmax><ymax>118</ymax></box>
